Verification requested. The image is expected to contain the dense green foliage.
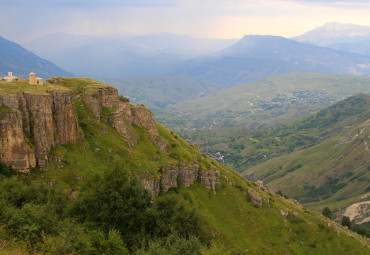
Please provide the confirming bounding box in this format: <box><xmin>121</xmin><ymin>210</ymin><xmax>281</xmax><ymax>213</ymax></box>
<box><xmin>0</xmin><ymin>163</ymin><xmax>15</xmax><ymax>178</ymax></box>
<box><xmin>341</xmin><ymin>216</ymin><xmax>351</xmax><ymax>228</ymax></box>
<box><xmin>322</xmin><ymin>207</ymin><xmax>332</xmax><ymax>219</ymax></box>
<box><xmin>0</xmin><ymin>166</ymin><xmax>209</xmax><ymax>254</ymax></box>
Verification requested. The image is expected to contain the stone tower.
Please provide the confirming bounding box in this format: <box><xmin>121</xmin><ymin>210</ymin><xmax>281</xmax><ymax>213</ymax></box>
<box><xmin>29</xmin><ymin>72</ymin><xmax>36</xmax><ymax>85</ymax></box>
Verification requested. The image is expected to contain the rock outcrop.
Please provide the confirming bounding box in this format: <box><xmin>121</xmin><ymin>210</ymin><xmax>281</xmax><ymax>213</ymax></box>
<box><xmin>138</xmin><ymin>161</ymin><xmax>220</xmax><ymax>197</ymax></box>
<box><xmin>0</xmin><ymin>92</ymin><xmax>80</xmax><ymax>170</ymax></box>
<box><xmin>343</xmin><ymin>201</ymin><xmax>370</xmax><ymax>224</ymax></box>
<box><xmin>81</xmin><ymin>86</ymin><xmax>166</xmax><ymax>148</ymax></box>
<box><xmin>248</xmin><ymin>188</ymin><xmax>263</xmax><ymax>207</ymax></box>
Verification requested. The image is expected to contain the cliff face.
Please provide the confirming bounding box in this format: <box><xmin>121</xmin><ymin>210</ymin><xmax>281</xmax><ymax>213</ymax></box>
<box><xmin>80</xmin><ymin>86</ymin><xmax>167</xmax><ymax>149</ymax></box>
<box><xmin>138</xmin><ymin>161</ymin><xmax>220</xmax><ymax>197</ymax></box>
<box><xmin>0</xmin><ymin>91</ymin><xmax>80</xmax><ymax>170</ymax></box>
<box><xmin>0</xmin><ymin>79</ymin><xmax>219</xmax><ymax>195</ymax></box>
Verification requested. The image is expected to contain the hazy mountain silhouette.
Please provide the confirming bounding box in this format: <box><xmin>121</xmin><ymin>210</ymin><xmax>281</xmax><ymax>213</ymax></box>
<box><xmin>0</xmin><ymin>35</ymin><xmax>72</xmax><ymax>78</ymax></box>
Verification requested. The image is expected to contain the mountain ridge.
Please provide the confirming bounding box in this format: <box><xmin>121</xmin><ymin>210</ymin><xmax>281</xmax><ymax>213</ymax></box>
<box><xmin>0</xmin><ymin>35</ymin><xmax>73</xmax><ymax>78</ymax></box>
<box><xmin>294</xmin><ymin>22</ymin><xmax>370</xmax><ymax>46</ymax></box>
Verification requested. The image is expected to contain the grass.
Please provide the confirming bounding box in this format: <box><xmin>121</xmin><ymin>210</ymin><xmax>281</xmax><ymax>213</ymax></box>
<box><xmin>163</xmin><ymin>167</ymin><xmax>369</xmax><ymax>254</ymax></box>
<box><xmin>0</xmin><ymin>80</ymin><xmax>70</xmax><ymax>94</ymax></box>
<box><xmin>0</xmin><ymin>104</ymin><xmax>12</xmax><ymax>113</ymax></box>
<box><xmin>50</xmin><ymin>77</ymin><xmax>111</xmax><ymax>94</ymax></box>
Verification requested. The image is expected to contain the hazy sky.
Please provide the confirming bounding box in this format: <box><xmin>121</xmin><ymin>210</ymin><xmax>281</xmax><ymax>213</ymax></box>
<box><xmin>2</xmin><ymin>0</ymin><xmax>370</xmax><ymax>43</ymax></box>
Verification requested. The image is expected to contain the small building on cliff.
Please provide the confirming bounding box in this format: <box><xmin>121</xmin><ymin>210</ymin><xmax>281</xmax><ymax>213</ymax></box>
<box><xmin>29</xmin><ymin>72</ymin><xmax>43</xmax><ymax>85</ymax></box>
<box><xmin>1</xmin><ymin>72</ymin><xmax>18</xmax><ymax>82</ymax></box>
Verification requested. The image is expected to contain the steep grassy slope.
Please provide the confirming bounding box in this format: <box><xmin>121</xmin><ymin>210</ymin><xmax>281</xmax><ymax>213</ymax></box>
<box><xmin>246</xmin><ymin>118</ymin><xmax>370</xmax><ymax>213</ymax></box>
<box><xmin>167</xmin><ymin>73</ymin><xmax>370</xmax><ymax>129</ymax></box>
<box><xmin>0</xmin><ymin>78</ymin><xmax>368</xmax><ymax>254</ymax></box>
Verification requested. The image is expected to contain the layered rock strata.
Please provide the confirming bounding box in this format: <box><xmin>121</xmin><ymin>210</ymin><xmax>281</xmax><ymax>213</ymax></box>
<box><xmin>0</xmin><ymin>92</ymin><xmax>80</xmax><ymax>170</ymax></box>
<box><xmin>81</xmin><ymin>86</ymin><xmax>165</xmax><ymax>147</ymax></box>
<box><xmin>138</xmin><ymin>161</ymin><xmax>220</xmax><ymax>197</ymax></box>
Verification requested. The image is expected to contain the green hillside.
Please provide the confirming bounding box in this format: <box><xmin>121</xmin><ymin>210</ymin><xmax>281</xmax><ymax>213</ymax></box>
<box><xmin>0</xmin><ymin>78</ymin><xmax>368</xmax><ymax>254</ymax></box>
<box><xmin>245</xmin><ymin>118</ymin><xmax>370</xmax><ymax>215</ymax></box>
<box><xmin>167</xmin><ymin>73</ymin><xmax>370</xmax><ymax>129</ymax></box>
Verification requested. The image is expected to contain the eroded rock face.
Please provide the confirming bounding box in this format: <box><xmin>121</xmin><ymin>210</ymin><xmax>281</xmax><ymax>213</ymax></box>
<box><xmin>255</xmin><ymin>180</ymin><xmax>269</xmax><ymax>192</ymax></box>
<box><xmin>0</xmin><ymin>92</ymin><xmax>80</xmax><ymax>170</ymax></box>
<box><xmin>131</xmin><ymin>105</ymin><xmax>159</xmax><ymax>135</ymax></box>
<box><xmin>108</xmin><ymin>111</ymin><xmax>138</xmax><ymax>145</ymax></box>
<box><xmin>149</xmin><ymin>134</ymin><xmax>168</xmax><ymax>153</ymax></box>
<box><xmin>81</xmin><ymin>87</ymin><xmax>164</xmax><ymax>146</ymax></box>
<box><xmin>248</xmin><ymin>188</ymin><xmax>263</xmax><ymax>207</ymax></box>
<box><xmin>138</xmin><ymin>161</ymin><xmax>220</xmax><ymax>197</ymax></box>
<box><xmin>199</xmin><ymin>166</ymin><xmax>220</xmax><ymax>192</ymax></box>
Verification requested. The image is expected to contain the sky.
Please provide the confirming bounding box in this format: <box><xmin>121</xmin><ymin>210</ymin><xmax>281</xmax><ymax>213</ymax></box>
<box><xmin>2</xmin><ymin>0</ymin><xmax>370</xmax><ymax>43</ymax></box>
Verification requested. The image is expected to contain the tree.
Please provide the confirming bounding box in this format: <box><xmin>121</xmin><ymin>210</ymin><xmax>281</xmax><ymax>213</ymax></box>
<box><xmin>322</xmin><ymin>207</ymin><xmax>332</xmax><ymax>219</ymax></box>
<box><xmin>341</xmin><ymin>216</ymin><xmax>351</xmax><ymax>228</ymax></box>
<box><xmin>71</xmin><ymin>165</ymin><xmax>152</xmax><ymax>247</ymax></box>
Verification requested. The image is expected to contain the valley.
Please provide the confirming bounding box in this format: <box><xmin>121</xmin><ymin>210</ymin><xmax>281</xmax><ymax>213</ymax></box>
<box><xmin>0</xmin><ymin>78</ymin><xmax>368</xmax><ymax>254</ymax></box>
<box><xmin>166</xmin><ymin>73</ymin><xmax>370</xmax><ymax>130</ymax></box>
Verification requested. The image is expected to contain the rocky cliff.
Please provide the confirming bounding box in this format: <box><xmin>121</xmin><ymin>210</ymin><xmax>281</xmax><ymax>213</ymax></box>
<box><xmin>0</xmin><ymin>91</ymin><xmax>80</xmax><ymax>170</ymax></box>
<box><xmin>77</xmin><ymin>83</ymin><xmax>218</xmax><ymax>195</ymax></box>
<box><xmin>138</xmin><ymin>162</ymin><xmax>220</xmax><ymax>196</ymax></box>
<box><xmin>0</xmin><ymin>79</ymin><xmax>219</xmax><ymax>195</ymax></box>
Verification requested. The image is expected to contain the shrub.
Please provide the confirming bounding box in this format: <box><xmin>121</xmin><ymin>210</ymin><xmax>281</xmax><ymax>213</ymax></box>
<box><xmin>322</xmin><ymin>207</ymin><xmax>332</xmax><ymax>219</ymax></box>
<box><xmin>341</xmin><ymin>216</ymin><xmax>351</xmax><ymax>228</ymax></box>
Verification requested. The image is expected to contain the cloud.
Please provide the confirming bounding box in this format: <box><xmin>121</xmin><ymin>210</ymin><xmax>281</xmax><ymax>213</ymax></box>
<box><xmin>1</xmin><ymin>0</ymin><xmax>370</xmax><ymax>43</ymax></box>
<box><xmin>2</xmin><ymin>0</ymin><xmax>179</xmax><ymax>8</ymax></box>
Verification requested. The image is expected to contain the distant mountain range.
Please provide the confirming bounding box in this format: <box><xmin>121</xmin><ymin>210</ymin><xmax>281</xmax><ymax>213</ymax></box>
<box><xmin>294</xmin><ymin>22</ymin><xmax>370</xmax><ymax>47</ymax></box>
<box><xmin>181</xmin><ymin>35</ymin><xmax>370</xmax><ymax>87</ymax></box>
<box><xmin>0</xmin><ymin>35</ymin><xmax>72</xmax><ymax>78</ymax></box>
<box><xmin>23</xmin><ymin>32</ymin><xmax>238</xmax><ymax>79</ymax></box>
<box><xmin>294</xmin><ymin>22</ymin><xmax>370</xmax><ymax>56</ymax></box>
<box><xmin>3</xmin><ymin>22</ymin><xmax>370</xmax><ymax>96</ymax></box>
<box><xmin>21</xmin><ymin>28</ymin><xmax>370</xmax><ymax>88</ymax></box>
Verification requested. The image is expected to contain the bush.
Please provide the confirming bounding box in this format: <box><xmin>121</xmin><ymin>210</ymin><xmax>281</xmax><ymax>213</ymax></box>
<box><xmin>341</xmin><ymin>216</ymin><xmax>351</xmax><ymax>228</ymax></box>
<box><xmin>0</xmin><ymin>163</ymin><xmax>15</xmax><ymax>178</ymax></box>
<box><xmin>322</xmin><ymin>207</ymin><xmax>332</xmax><ymax>219</ymax></box>
<box><xmin>134</xmin><ymin>232</ymin><xmax>203</xmax><ymax>255</ymax></box>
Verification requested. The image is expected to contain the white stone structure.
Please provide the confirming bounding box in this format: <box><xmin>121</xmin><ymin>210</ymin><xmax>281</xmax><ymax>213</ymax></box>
<box><xmin>1</xmin><ymin>72</ymin><xmax>18</xmax><ymax>82</ymax></box>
